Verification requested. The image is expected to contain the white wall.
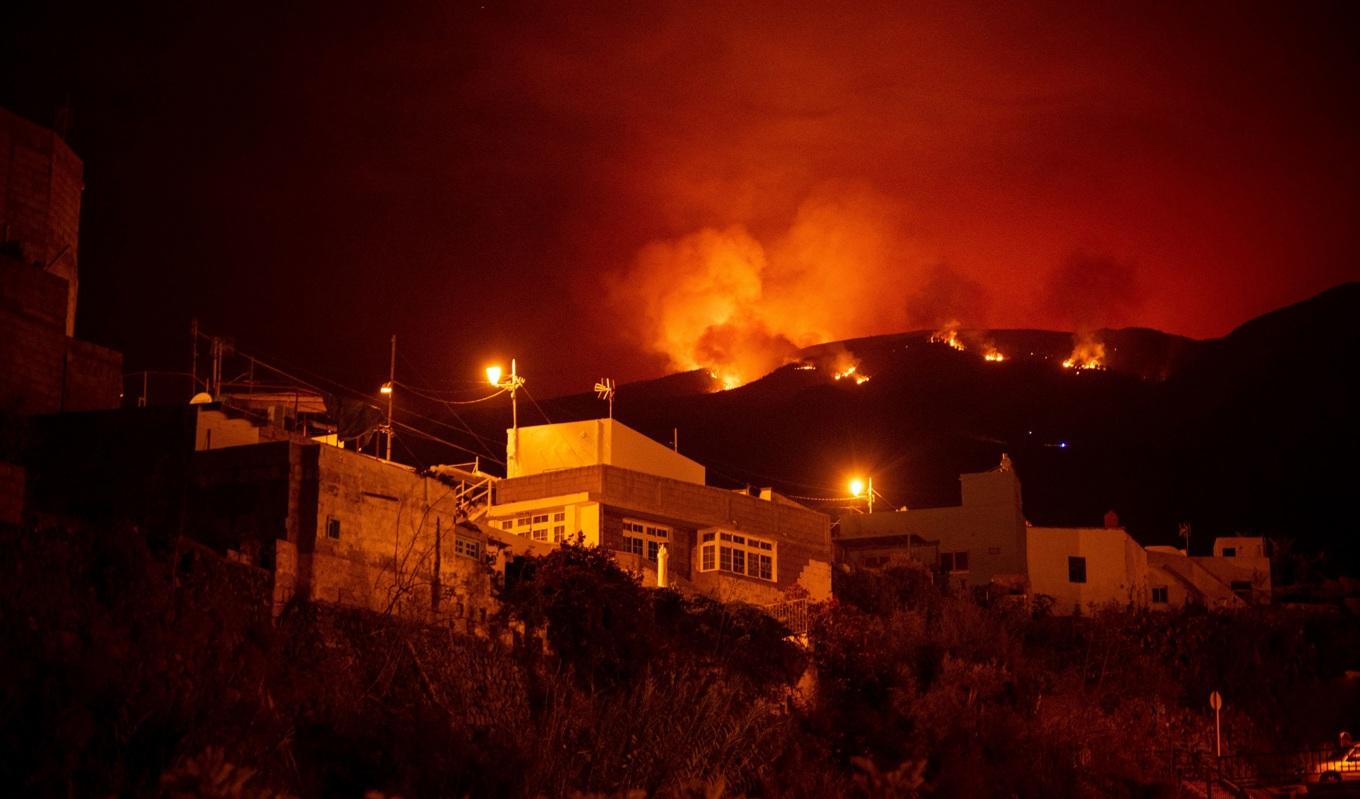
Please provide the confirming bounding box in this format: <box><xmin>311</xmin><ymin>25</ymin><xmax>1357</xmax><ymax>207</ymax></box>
<box><xmin>508</xmin><ymin>419</ymin><xmax>704</xmax><ymax>484</ymax></box>
<box><xmin>1027</xmin><ymin>527</ymin><xmax>1149</xmax><ymax>615</ymax></box>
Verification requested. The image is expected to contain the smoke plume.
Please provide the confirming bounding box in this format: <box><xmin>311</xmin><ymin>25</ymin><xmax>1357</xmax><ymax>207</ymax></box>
<box><xmin>1044</xmin><ymin>251</ymin><xmax>1143</xmax><ymax>330</ymax></box>
<box><xmin>907</xmin><ymin>264</ymin><xmax>991</xmax><ymax>330</ymax></box>
<box><xmin>609</xmin><ymin>183</ymin><xmax>945</xmax><ymax>386</ymax></box>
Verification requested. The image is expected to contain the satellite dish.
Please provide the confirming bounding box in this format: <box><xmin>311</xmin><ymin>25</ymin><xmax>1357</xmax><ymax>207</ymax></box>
<box><xmin>593</xmin><ymin>378</ymin><xmax>616</xmax><ymax>418</ymax></box>
<box><xmin>189</xmin><ymin>392</ymin><xmax>215</xmax><ymax>405</ymax></box>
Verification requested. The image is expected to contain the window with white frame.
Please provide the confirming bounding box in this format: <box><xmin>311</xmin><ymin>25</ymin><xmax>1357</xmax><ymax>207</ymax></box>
<box><xmin>698</xmin><ymin>530</ymin><xmax>775</xmax><ymax>582</ymax></box>
<box><xmin>454</xmin><ymin>536</ymin><xmax>481</xmax><ymax>560</ymax></box>
<box><xmin>622</xmin><ymin>519</ymin><xmax>670</xmax><ymax>561</ymax></box>
<box><xmin>497</xmin><ymin>509</ymin><xmax>564</xmax><ymax>542</ymax></box>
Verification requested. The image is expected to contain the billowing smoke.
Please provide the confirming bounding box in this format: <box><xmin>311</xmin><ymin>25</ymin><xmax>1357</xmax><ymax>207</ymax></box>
<box><xmin>908</xmin><ymin>264</ymin><xmax>991</xmax><ymax>330</ymax></box>
<box><xmin>1044</xmin><ymin>251</ymin><xmax>1142</xmax><ymax>330</ymax></box>
<box><xmin>609</xmin><ymin>183</ymin><xmax>992</xmax><ymax>387</ymax></box>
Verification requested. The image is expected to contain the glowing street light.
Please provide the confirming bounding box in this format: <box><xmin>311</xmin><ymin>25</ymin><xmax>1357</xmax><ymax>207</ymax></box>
<box><xmin>381</xmin><ymin>335</ymin><xmax>395</xmax><ymax>460</ymax></box>
<box><xmin>849</xmin><ymin>476</ymin><xmax>875</xmax><ymax>513</ymax></box>
<box><xmin>486</xmin><ymin>359</ymin><xmax>526</xmax><ymax>474</ymax></box>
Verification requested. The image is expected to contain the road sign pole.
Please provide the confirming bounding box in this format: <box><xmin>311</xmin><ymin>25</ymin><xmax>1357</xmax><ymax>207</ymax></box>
<box><xmin>1210</xmin><ymin>691</ymin><xmax>1223</xmax><ymax>758</ymax></box>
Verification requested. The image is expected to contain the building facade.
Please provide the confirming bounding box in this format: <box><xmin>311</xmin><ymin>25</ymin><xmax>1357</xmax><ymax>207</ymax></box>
<box><xmin>1027</xmin><ymin>526</ymin><xmax>1151</xmax><ymax>614</ymax></box>
<box><xmin>0</xmin><ymin>108</ymin><xmax>121</xmax><ymax>418</ymax></box>
<box><xmin>488</xmin><ymin>419</ymin><xmax>833</xmax><ymax>605</ymax></box>
<box><xmin>836</xmin><ymin>456</ymin><xmax>1028</xmax><ymax>589</ymax></box>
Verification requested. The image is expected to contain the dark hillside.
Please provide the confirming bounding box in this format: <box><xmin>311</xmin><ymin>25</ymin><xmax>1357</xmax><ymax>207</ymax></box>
<box><xmin>451</xmin><ymin>284</ymin><xmax>1358</xmax><ymax>563</ymax></box>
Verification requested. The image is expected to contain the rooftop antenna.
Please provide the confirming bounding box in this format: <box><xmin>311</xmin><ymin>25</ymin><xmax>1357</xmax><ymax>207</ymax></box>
<box><xmin>594</xmin><ymin>377</ymin><xmax>616</xmax><ymax>418</ymax></box>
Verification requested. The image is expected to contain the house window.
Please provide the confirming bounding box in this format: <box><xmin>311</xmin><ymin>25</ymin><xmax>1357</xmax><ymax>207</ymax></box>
<box><xmin>1222</xmin><ymin>547</ymin><xmax>1237</xmax><ymax>557</ymax></box>
<box><xmin>326</xmin><ymin>517</ymin><xmax>341</xmax><ymax>540</ymax></box>
<box><xmin>1068</xmin><ymin>556</ymin><xmax>1087</xmax><ymax>584</ymax></box>
<box><xmin>699</xmin><ymin>530</ymin><xmax>775</xmax><ymax>582</ymax></box>
<box><xmin>940</xmin><ymin>551</ymin><xmax>969</xmax><ymax>573</ymax></box>
<box><xmin>1230</xmin><ymin>580</ymin><xmax>1252</xmax><ymax>600</ymax></box>
<box><xmin>498</xmin><ymin>509</ymin><xmax>564</xmax><ymax>543</ymax></box>
<box><xmin>454</xmin><ymin>536</ymin><xmax>480</xmax><ymax>560</ymax></box>
<box><xmin>1151</xmin><ymin>586</ymin><xmax>1169</xmax><ymax>604</ymax></box>
<box><xmin>622</xmin><ymin>519</ymin><xmax>671</xmax><ymax>562</ymax></box>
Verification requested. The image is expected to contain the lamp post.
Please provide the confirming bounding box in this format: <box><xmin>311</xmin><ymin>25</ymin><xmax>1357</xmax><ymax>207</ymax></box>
<box><xmin>850</xmin><ymin>476</ymin><xmax>874</xmax><ymax>514</ymax></box>
<box><xmin>380</xmin><ymin>334</ymin><xmax>396</xmax><ymax>461</ymax></box>
<box><xmin>487</xmin><ymin>359</ymin><xmax>525</xmax><ymax>474</ymax></box>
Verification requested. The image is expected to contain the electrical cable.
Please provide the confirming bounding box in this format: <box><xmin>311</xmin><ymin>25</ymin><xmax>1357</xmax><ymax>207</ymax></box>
<box><xmin>521</xmin><ymin>386</ymin><xmax>554</xmax><ymax>425</ymax></box>
<box><xmin>195</xmin><ymin>335</ymin><xmax>501</xmax><ymax>465</ymax></box>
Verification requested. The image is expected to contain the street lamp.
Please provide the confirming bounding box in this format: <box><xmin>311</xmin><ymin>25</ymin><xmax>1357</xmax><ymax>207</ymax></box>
<box><xmin>850</xmin><ymin>476</ymin><xmax>875</xmax><ymax>513</ymax></box>
<box><xmin>487</xmin><ymin>358</ymin><xmax>525</xmax><ymax>474</ymax></box>
<box><xmin>380</xmin><ymin>332</ymin><xmax>396</xmax><ymax>460</ymax></box>
<box><xmin>379</xmin><ymin>381</ymin><xmax>394</xmax><ymax>459</ymax></box>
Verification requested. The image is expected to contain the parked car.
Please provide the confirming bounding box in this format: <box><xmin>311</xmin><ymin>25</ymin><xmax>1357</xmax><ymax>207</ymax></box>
<box><xmin>1308</xmin><ymin>743</ymin><xmax>1360</xmax><ymax>783</ymax></box>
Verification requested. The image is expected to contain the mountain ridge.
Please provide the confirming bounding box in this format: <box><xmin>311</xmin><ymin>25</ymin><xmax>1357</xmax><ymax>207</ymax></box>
<box><xmin>456</xmin><ymin>283</ymin><xmax>1357</xmax><ymax>562</ymax></box>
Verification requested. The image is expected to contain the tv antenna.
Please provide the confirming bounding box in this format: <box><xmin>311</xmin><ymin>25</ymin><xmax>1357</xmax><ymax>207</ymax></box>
<box><xmin>594</xmin><ymin>378</ymin><xmax>616</xmax><ymax>418</ymax></box>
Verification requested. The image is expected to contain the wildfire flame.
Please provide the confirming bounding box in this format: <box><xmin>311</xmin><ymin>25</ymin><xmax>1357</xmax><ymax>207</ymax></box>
<box><xmin>983</xmin><ymin>347</ymin><xmax>1006</xmax><ymax>362</ymax></box>
<box><xmin>707</xmin><ymin>368</ymin><xmax>744</xmax><ymax>391</ymax></box>
<box><xmin>607</xmin><ymin>185</ymin><xmax>936</xmax><ymax>390</ymax></box>
<box><xmin>1061</xmin><ymin>334</ymin><xmax>1106</xmax><ymax>371</ymax></box>
<box><xmin>829</xmin><ymin>350</ymin><xmax>871</xmax><ymax>384</ymax></box>
<box><xmin>930</xmin><ymin>322</ymin><xmax>966</xmax><ymax>352</ymax></box>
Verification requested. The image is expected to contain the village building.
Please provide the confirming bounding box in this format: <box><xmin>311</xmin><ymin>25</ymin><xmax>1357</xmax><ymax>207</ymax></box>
<box><xmin>835</xmin><ymin>455</ymin><xmax>1028</xmax><ymax>590</ymax></box>
<box><xmin>1145</xmin><ymin>537</ymin><xmax>1271</xmax><ymax>610</ymax></box>
<box><xmin>1</xmin><ymin>109</ymin><xmax>122</xmax><ymax>416</ymax></box>
<box><xmin>1</xmin><ymin>109</ymin><xmax>122</xmax><ymax>525</ymax></box>
<box><xmin>21</xmin><ymin>401</ymin><xmax>498</xmax><ymax>628</ymax></box>
<box><xmin>1026</xmin><ymin>525</ymin><xmax>1151</xmax><ymax>613</ymax></box>
<box><xmin>834</xmin><ymin>455</ymin><xmax>1272</xmax><ymax>614</ymax></box>
<box><xmin>488</xmin><ymin>418</ymin><xmax>834</xmax><ymax>605</ymax></box>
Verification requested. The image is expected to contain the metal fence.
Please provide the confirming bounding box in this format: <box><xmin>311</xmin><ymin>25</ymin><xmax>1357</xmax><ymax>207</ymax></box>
<box><xmin>1167</xmin><ymin>746</ymin><xmax>1360</xmax><ymax>790</ymax></box>
<box><xmin>763</xmin><ymin>597</ymin><xmax>811</xmax><ymax>636</ymax></box>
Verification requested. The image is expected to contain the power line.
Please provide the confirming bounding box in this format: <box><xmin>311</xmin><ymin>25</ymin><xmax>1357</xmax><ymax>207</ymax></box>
<box><xmin>195</xmin><ymin>334</ymin><xmax>502</xmax><ymax>466</ymax></box>
<box><xmin>522</xmin><ymin>386</ymin><xmax>554</xmax><ymax>426</ymax></box>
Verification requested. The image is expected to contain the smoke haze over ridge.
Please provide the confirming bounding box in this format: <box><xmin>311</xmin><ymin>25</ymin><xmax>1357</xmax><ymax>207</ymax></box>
<box><xmin>3</xmin><ymin>1</ymin><xmax>1356</xmax><ymax>394</ymax></box>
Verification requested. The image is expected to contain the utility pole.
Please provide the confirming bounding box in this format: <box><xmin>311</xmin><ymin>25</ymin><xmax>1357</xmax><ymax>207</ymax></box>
<box><xmin>509</xmin><ymin>358</ymin><xmax>520</xmax><ymax>469</ymax></box>
<box><xmin>190</xmin><ymin>318</ymin><xmax>198</xmax><ymax>398</ymax></box>
<box><xmin>487</xmin><ymin>359</ymin><xmax>525</xmax><ymax>474</ymax></box>
<box><xmin>384</xmin><ymin>334</ymin><xmax>396</xmax><ymax>461</ymax></box>
<box><xmin>209</xmin><ymin>336</ymin><xmax>224</xmax><ymax>398</ymax></box>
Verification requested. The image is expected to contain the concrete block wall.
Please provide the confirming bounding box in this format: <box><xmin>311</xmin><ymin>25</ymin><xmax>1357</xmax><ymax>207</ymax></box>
<box><xmin>0</xmin><ymin>256</ymin><xmax>121</xmax><ymax>415</ymax></box>
<box><xmin>0</xmin><ymin>300</ymin><xmax>66</xmax><ymax>413</ymax></box>
<box><xmin>1</xmin><ymin>108</ymin><xmax>83</xmax><ymax>335</ymax></box>
<box><xmin>307</xmin><ymin>445</ymin><xmax>493</xmax><ymax>623</ymax></box>
<box><xmin>62</xmin><ymin>337</ymin><xmax>122</xmax><ymax>411</ymax></box>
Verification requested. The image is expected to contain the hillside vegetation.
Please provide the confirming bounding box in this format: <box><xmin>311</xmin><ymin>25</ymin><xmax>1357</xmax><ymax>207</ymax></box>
<box><xmin>3</xmin><ymin>522</ymin><xmax>1358</xmax><ymax>797</ymax></box>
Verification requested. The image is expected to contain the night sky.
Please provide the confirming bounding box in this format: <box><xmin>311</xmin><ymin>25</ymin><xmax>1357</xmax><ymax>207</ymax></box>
<box><xmin>3</xmin><ymin>2</ymin><xmax>1357</xmax><ymax>397</ymax></box>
